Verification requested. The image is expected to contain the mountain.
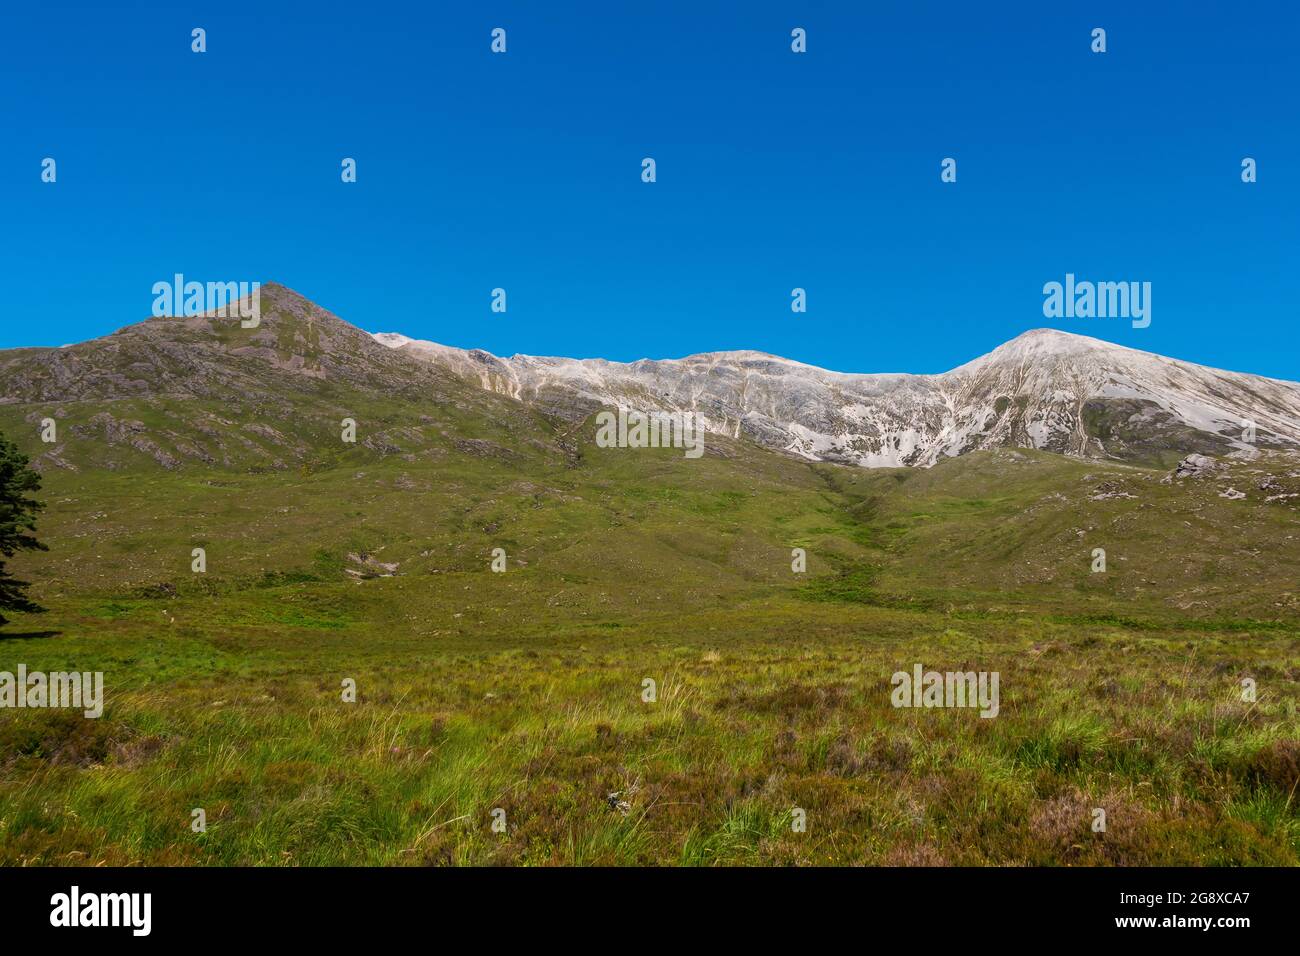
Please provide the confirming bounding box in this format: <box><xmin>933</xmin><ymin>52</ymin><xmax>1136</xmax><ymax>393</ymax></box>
<box><xmin>2</xmin><ymin>283</ymin><xmax>1298</xmax><ymax>472</ymax></box>
<box><xmin>374</xmin><ymin>327</ymin><xmax>1300</xmax><ymax>468</ymax></box>
<box><xmin>4</xmin><ymin>284</ymin><xmax>1300</xmax><ymax>869</ymax></box>
<box><xmin>0</xmin><ymin>284</ymin><xmax>573</xmax><ymax>473</ymax></box>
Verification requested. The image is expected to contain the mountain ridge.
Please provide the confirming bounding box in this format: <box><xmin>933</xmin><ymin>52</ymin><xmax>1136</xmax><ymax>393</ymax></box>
<box><xmin>3</xmin><ymin>283</ymin><xmax>1299</xmax><ymax>470</ymax></box>
<box><xmin>371</xmin><ymin>319</ymin><xmax>1300</xmax><ymax>469</ymax></box>
<box><xmin>377</xmin><ymin>326</ymin><xmax>1296</xmax><ymax>385</ymax></box>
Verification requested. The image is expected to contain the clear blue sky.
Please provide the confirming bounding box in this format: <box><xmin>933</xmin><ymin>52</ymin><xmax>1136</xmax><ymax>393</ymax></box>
<box><xmin>3</xmin><ymin>1</ymin><xmax>1296</xmax><ymax>378</ymax></box>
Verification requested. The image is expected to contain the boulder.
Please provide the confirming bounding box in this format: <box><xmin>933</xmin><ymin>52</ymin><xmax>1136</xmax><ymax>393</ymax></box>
<box><xmin>1173</xmin><ymin>454</ymin><xmax>1217</xmax><ymax>479</ymax></box>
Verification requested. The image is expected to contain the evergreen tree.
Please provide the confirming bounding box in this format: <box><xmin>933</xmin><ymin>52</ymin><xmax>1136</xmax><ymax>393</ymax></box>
<box><xmin>0</xmin><ymin>432</ymin><xmax>47</xmax><ymax>624</ymax></box>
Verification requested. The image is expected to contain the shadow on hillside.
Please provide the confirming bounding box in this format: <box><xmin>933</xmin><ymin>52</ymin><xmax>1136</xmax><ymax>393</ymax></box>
<box><xmin>0</xmin><ymin>630</ymin><xmax>62</xmax><ymax>642</ymax></box>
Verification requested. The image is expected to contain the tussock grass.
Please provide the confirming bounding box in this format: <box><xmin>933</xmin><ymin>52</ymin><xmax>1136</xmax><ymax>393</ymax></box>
<box><xmin>0</xmin><ymin>430</ymin><xmax>1296</xmax><ymax>864</ymax></box>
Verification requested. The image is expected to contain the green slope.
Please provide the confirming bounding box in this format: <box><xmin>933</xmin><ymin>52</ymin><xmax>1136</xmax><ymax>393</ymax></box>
<box><xmin>0</xmin><ymin>287</ymin><xmax>1296</xmax><ymax>866</ymax></box>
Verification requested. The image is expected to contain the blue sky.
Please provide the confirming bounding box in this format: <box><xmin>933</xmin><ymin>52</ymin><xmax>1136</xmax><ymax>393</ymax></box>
<box><xmin>3</xmin><ymin>1</ymin><xmax>1297</xmax><ymax>378</ymax></box>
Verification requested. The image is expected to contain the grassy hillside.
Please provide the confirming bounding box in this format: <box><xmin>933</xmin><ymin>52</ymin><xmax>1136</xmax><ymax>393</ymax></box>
<box><xmin>0</xmin><ymin>429</ymin><xmax>1296</xmax><ymax>865</ymax></box>
<box><xmin>0</xmin><ymin>289</ymin><xmax>1296</xmax><ymax>865</ymax></box>
<box><xmin>817</xmin><ymin>448</ymin><xmax>1300</xmax><ymax>622</ymax></box>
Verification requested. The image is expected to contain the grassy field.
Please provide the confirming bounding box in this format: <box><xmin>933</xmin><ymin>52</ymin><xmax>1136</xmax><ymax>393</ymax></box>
<box><xmin>1</xmin><ymin>423</ymin><xmax>1297</xmax><ymax>866</ymax></box>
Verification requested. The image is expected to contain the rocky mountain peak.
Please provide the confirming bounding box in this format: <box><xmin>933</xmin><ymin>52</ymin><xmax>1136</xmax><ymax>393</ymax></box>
<box><xmin>4</xmin><ymin>285</ymin><xmax>1298</xmax><ymax>471</ymax></box>
<box><xmin>373</xmin><ymin>324</ymin><xmax>1300</xmax><ymax>468</ymax></box>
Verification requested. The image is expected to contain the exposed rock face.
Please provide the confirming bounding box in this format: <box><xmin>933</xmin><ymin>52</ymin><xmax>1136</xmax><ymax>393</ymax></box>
<box><xmin>4</xmin><ymin>284</ymin><xmax>1299</xmax><ymax>472</ymax></box>
<box><xmin>1173</xmin><ymin>454</ymin><xmax>1219</xmax><ymax>479</ymax></box>
<box><xmin>375</xmin><ymin>328</ymin><xmax>1300</xmax><ymax>468</ymax></box>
